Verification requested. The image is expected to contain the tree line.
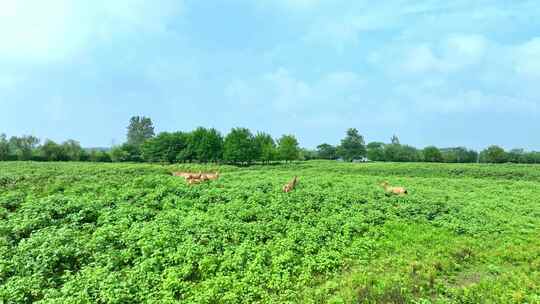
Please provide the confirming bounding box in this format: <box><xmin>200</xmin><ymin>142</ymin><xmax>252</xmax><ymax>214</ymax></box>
<box><xmin>315</xmin><ymin>130</ymin><xmax>540</xmax><ymax>164</ymax></box>
<box><xmin>109</xmin><ymin>117</ymin><xmax>301</xmax><ymax>165</ymax></box>
<box><xmin>2</xmin><ymin>116</ymin><xmax>540</xmax><ymax>164</ymax></box>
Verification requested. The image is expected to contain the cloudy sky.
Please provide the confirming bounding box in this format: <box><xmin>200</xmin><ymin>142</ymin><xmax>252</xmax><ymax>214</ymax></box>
<box><xmin>1</xmin><ymin>0</ymin><xmax>540</xmax><ymax>149</ymax></box>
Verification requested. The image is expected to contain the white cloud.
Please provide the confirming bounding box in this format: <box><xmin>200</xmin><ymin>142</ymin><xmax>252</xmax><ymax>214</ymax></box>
<box><xmin>514</xmin><ymin>37</ymin><xmax>540</xmax><ymax>78</ymax></box>
<box><xmin>0</xmin><ymin>0</ymin><xmax>183</xmax><ymax>64</ymax></box>
<box><xmin>224</xmin><ymin>68</ymin><xmax>369</xmax><ymax>126</ymax></box>
<box><xmin>374</xmin><ymin>33</ymin><xmax>490</xmax><ymax>75</ymax></box>
<box><xmin>444</xmin><ymin>34</ymin><xmax>487</xmax><ymax>59</ymax></box>
<box><xmin>0</xmin><ymin>74</ymin><xmax>24</xmax><ymax>90</ymax></box>
<box><xmin>42</xmin><ymin>96</ymin><xmax>68</xmax><ymax>122</ymax></box>
<box><xmin>303</xmin><ymin>21</ymin><xmax>360</xmax><ymax>52</ymax></box>
<box><xmin>442</xmin><ymin>34</ymin><xmax>488</xmax><ymax>66</ymax></box>
<box><xmin>393</xmin><ymin>81</ymin><xmax>538</xmax><ymax>114</ymax></box>
<box><xmin>400</xmin><ymin>45</ymin><xmax>447</xmax><ymax>73</ymax></box>
<box><xmin>0</xmin><ymin>0</ymin><xmax>77</xmax><ymax>63</ymax></box>
<box><xmin>258</xmin><ymin>0</ymin><xmax>321</xmax><ymax>10</ymax></box>
<box><xmin>280</xmin><ymin>0</ymin><xmax>320</xmax><ymax>9</ymax></box>
<box><xmin>262</xmin><ymin>68</ymin><xmax>313</xmax><ymax>112</ymax></box>
<box><xmin>323</xmin><ymin>71</ymin><xmax>364</xmax><ymax>89</ymax></box>
<box><xmin>225</xmin><ymin>79</ymin><xmax>258</xmax><ymax>106</ymax></box>
<box><xmin>366</xmin><ymin>33</ymin><xmax>540</xmax><ymax>115</ymax></box>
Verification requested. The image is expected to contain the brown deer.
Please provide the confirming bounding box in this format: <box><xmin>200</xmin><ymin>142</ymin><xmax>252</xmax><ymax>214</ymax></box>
<box><xmin>172</xmin><ymin>171</ymin><xmax>201</xmax><ymax>179</ymax></box>
<box><xmin>283</xmin><ymin>176</ymin><xmax>298</xmax><ymax>193</ymax></box>
<box><xmin>202</xmin><ymin>172</ymin><xmax>220</xmax><ymax>181</ymax></box>
<box><xmin>172</xmin><ymin>171</ymin><xmax>191</xmax><ymax>178</ymax></box>
<box><xmin>173</xmin><ymin>170</ymin><xmax>220</xmax><ymax>186</ymax></box>
<box><xmin>381</xmin><ymin>181</ymin><xmax>408</xmax><ymax>196</ymax></box>
<box><xmin>187</xmin><ymin>177</ymin><xmax>204</xmax><ymax>185</ymax></box>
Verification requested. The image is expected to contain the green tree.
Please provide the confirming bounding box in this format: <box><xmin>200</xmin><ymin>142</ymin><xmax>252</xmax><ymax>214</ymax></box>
<box><xmin>465</xmin><ymin>149</ymin><xmax>479</xmax><ymax>163</ymax></box>
<box><xmin>62</xmin><ymin>139</ymin><xmax>84</xmax><ymax>161</ymax></box>
<box><xmin>367</xmin><ymin>142</ymin><xmax>385</xmax><ymax>161</ymax></box>
<box><xmin>9</xmin><ymin>135</ymin><xmax>39</xmax><ymax>160</ymax></box>
<box><xmin>441</xmin><ymin>147</ymin><xmax>478</xmax><ymax>163</ymax></box>
<box><xmin>423</xmin><ymin>146</ymin><xmax>443</xmax><ymax>162</ymax></box>
<box><xmin>441</xmin><ymin>148</ymin><xmax>458</xmax><ymax>163</ymax></box>
<box><xmin>337</xmin><ymin>128</ymin><xmax>366</xmax><ymax>161</ymax></box>
<box><xmin>0</xmin><ymin>134</ymin><xmax>10</xmax><ymax>161</ymax></box>
<box><xmin>223</xmin><ymin>128</ymin><xmax>256</xmax><ymax>165</ymax></box>
<box><xmin>316</xmin><ymin>143</ymin><xmax>337</xmax><ymax>160</ymax></box>
<box><xmin>398</xmin><ymin>145</ymin><xmax>422</xmax><ymax>162</ymax></box>
<box><xmin>385</xmin><ymin>143</ymin><xmax>420</xmax><ymax>162</ymax></box>
<box><xmin>176</xmin><ymin>132</ymin><xmax>196</xmax><ymax>163</ymax></box>
<box><xmin>300</xmin><ymin>148</ymin><xmax>317</xmax><ymax>160</ymax></box>
<box><xmin>127</xmin><ymin>116</ymin><xmax>155</xmax><ymax>146</ymax></box>
<box><xmin>110</xmin><ymin>143</ymin><xmax>142</xmax><ymax>162</ymax></box>
<box><xmin>41</xmin><ymin>139</ymin><xmax>67</xmax><ymax>161</ymax></box>
<box><xmin>384</xmin><ymin>144</ymin><xmax>400</xmax><ymax>162</ymax></box>
<box><xmin>89</xmin><ymin>150</ymin><xmax>112</xmax><ymax>162</ymax></box>
<box><xmin>480</xmin><ymin>145</ymin><xmax>507</xmax><ymax>163</ymax></box>
<box><xmin>507</xmin><ymin>149</ymin><xmax>525</xmax><ymax>163</ymax></box>
<box><xmin>523</xmin><ymin>151</ymin><xmax>540</xmax><ymax>164</ymax></box>
<box><xmin>254</xmin><ymin>132</ymin><xmax>276</xmax><ymax>163</ymax></box>
<box><xmin>277</xmin><ymin>134</ymin><xmax>300</xmax><ymax>162</ymax></box>
<box><xmin>141</xmin><ymin>132</ymin><xmax>188</xmax><ymax>163</ymax></box>
<box><xmin>190</xmin><ymin>127</ymin><xmax>223</xmax><ymax>163</ymax></box>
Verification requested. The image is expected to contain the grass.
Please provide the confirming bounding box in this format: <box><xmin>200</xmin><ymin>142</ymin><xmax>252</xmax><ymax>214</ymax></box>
<box><xmin>0</xmin><ymin>161</ymin><xmax>539</xmax><ymax>303</ymax></box>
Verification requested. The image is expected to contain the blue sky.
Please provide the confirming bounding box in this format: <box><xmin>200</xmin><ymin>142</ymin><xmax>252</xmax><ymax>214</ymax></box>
<box><xmin>1</xmin><ymin>0</ymin><xmax>540</xmax><ymax>150</ymax></box>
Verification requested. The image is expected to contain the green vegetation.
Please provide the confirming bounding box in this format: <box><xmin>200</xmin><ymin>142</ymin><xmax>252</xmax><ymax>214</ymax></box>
<box><xmin>3</xmin><ymin>116</ymin><xmax>540</xmax><ymax>165</ymax></box>
<box><xmin>1</xmin><ymin>161</ymin><xmax>539</xmax><ymax>303</ymax></box>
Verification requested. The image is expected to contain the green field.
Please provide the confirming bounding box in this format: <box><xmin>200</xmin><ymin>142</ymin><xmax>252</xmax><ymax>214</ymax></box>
<box><xmin>1</xmin><ymin>161</ymin><xmax>539</xmax><ymax>303</ymax></box>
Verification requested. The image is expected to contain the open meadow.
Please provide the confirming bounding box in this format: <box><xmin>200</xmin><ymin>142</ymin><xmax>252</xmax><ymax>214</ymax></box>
<box><xmin>1</xmin><ymin>161</ymin><xmax>539</xmax><ymax>303</ymax></box>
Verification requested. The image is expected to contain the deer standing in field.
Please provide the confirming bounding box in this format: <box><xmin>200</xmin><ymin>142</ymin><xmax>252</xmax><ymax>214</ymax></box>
<box><xmin>202</xmin><ymin>172</ymin><xmax>220</xmax><ymax>181</ymax></box>
<box><xmin>283</xmin><ymin>176</ymin><xmax>298</xmax><ymax>193</ymax></box>
<box><xmin>381</xmin><ymin>181</ymin><xmax>408</xmax><ymax>196</ymax></box>
<box><xmin>172</xmin><ymin>171</ymin><xmax>190</xmax><ymax>178</ymax></box>
<box><xmin>173</xmin><ymin>171</ymin><xmax>219</xmax><ymax>185</ymax></box>
<box><xmin>187</xmin><ymin>177</ymin><xmax>204</xmax><ymax>185</ymax></box>
<box><xmin>172</xmin><ymin>171</ymin><xmax>200</xmax><ymax>179</ymax></box>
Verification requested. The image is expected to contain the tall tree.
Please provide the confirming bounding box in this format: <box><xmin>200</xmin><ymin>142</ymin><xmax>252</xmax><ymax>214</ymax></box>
<box><xmin>507</xmin><ymin>149</ymin><xmax>525</xmax><ymax>163</ymax></box>
<box><xmin>367</xmin><ymin>142</ymin><xmax>385</xmax><ymax>161</ymax></box>
<box><xmin>397</xmin><ymin>145</ymin><xmax>422</xmax><ymax>162</ymax></box>
<box><xmin>177</xmin><ymin>132</ymin><xmax>196</xmax><ymax>163</ymax></box>
<box><xmin>254</xmin><ymin>132</ymin><xmax>276</xmax><ymax>163</ymax></box>
<box><xmin>223</xmin><ymin>128</ymin><xmax>256</xmax><ymax>165</ymax></box>
<box><xmin>300</xmin><ymin>148</ymin><xmax>317</xmax><ymax>160</ymax></box>
<box><xmin>441</xmin><ymin>147</ymin><xmax>478</xmax><ymax>163</ymax></box>
<box><xmin>0</xmin><ymin>134</ymin><xmax>10</xmax><ymax>161</ymax></box>
<box><xmin>88</xmin><ymin>150</ymin><xmax>112</xmax><ymax>162</ymax></box>
<box><xmin>277</xmin><ymin>134</ymin><xmax>300</xmax><ymax>162</ymax></box>
<box><xmin>384</xmin><ymin>143</ymin><xmax>400</xmax><ymax>161</ymax></box>
<box><xmin>110</xmin><ymin>143</ymin><xmax>142</xmax><ymax>162</ymax></box>
<box><xmin>127</xmin><ymin>116</ymin><xmax>155</xmax><ymax>146</ymax></box>
<box><xmin>423</xmin><ymin>146</ymin><xmax>443</xmax><ymax>162</ymax></box>
<box><xmin>480</xmin><ymin>145</ymin><xmax>507</xmax><ymax>163</ymax></box>
<box><xmin>41</xmin><ymin>139</ymin><xmax>67</xmax><ymax>161</ymax></box>
<box><xmin>337</xmin><ymin>128</ymin><xmax>366</xmax><ymax>161</ymax></box>
<box><xmin>9</xmin><ymin>135</ymin><xmax>39</xmax><ymax>161</ymax></box>
<box><xmin>62</xmin><ymin>139</ymin><xmax>84</xmax><ymax>161</ymax></box>
<box><xmin>316</xmin><ymin>143</ymin><xmax>337</xmax><ymax>160</ymax></box>
<box><xmin>190</xmin><ymin>127</ymin><xmax>223</xmax><ymax>163</ymax></box>
<box><xmin>523</xmin><ymin>151</ymin><xmax>540</xmax><ymax>164</ymax></box>
<box><xmin>141</xmin><ymin>132</ymin><xmax>188</xmax><ymax>163</ymax></box>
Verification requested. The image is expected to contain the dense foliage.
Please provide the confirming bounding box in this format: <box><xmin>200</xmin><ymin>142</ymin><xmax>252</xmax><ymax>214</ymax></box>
<box><xmin>336</xmin><ymin>128</ymin><xmax>367</xmax><ymax>161</ymax></box>
<box><xmin>126</xmin><ymin>116</ymin><xmax>155</xmax><ymax>147</ymax></box>
<box><xmin>2</xmin><ymin>117</ymin><xmax>540</xmax><ymax>164</ymax></box>
<box><xmin>0</xmin><ymin>161</ymin><xmax>539</xmax><ymax>303</ymax></box>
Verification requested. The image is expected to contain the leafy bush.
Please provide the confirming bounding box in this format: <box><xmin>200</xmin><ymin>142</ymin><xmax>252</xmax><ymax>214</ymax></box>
<box><xmin>0</xmin><ymin>161</ymin><xmax>538</xmax><ymax>303</ymax></box>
